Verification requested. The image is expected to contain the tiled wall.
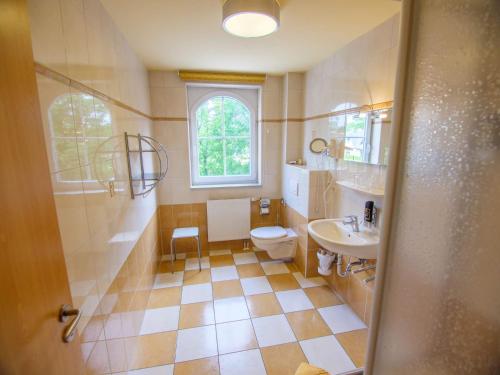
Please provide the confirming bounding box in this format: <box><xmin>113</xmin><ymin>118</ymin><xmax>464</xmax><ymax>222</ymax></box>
<box><xmin>282</xmin><ymin>72</ymin><xmax>305</xmax><ymax>164</ymax></box>
<box><xmin>149</xmin><ymin>71</ymin><xmax>283</xmax><ymax>204</ymax></box>
<box><xmin>158</xmin><ymin>199</ymin><xmax>284</xmax><ymax>256</ymax></box>
<box><xmin>28</xmin><ymin>0</ymin><xmax>159</xmax><ymax>351</ymax></box>
<box><xmin>81</xmin><ymin>212</ymin><xmax>161</xmax><ymax>373</ymax></box>
<box><xmin>301</xmin><ymin>13</ymin><xmax>400</xmax><ymax>219</ymax></box>
<box><xmin>280</xmin><ymin>15</ymin><xmax>400</xmax><ymax>325</ymax></box>
<box><xmin>303</xmin><ymin>14</ymin><xmax>400</xmax><ymax>166</ymax></box>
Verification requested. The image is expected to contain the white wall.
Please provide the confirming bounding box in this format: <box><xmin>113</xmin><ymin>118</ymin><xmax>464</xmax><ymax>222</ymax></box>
<box><xmin>300</xmin><ymin>14</ymin><xmax>400</xmax><ymax>220</ymax></box>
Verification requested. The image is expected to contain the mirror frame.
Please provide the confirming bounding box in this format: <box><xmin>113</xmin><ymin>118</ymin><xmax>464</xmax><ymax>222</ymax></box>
<box><xmin>309</xmin><ymin>137</ymin><xmax>328</xmax><ymax>154</ymax></box>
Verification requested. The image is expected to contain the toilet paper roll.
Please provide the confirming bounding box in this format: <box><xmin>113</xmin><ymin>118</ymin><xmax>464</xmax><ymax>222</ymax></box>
<box><xmin>260</xmin><ymin>207</ymin><xmax>270</xmax><ymax>215</ymax></box>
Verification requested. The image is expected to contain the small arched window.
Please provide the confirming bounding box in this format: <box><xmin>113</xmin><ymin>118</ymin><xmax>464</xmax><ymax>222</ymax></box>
<box><xmin>188</xmin><ymin>86</ymin><xmax>259</xmax><ymax>187</ymax></box>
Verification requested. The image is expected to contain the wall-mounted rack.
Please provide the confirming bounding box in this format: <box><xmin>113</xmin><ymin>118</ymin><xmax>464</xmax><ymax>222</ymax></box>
<box><xmin>124</xmin><ymin>132</ymin><xmax>168</xmax><ymax>199</ymax></box>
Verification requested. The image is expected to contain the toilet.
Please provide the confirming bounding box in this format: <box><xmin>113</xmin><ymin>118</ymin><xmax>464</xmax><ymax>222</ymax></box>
<box><xmin>250</xmin><ymin>226</ymin><xmax>298</xmax><ymax>259</ymax></box>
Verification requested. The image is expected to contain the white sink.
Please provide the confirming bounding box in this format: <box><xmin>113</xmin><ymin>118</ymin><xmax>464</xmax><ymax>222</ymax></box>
<box><xmin>307</xmin><ymin>219</ymin><xmax>379</xmax><ymax>259</ymax></box>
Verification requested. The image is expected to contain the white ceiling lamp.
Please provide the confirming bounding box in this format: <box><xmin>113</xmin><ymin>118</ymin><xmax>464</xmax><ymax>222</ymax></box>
<box><xmin>222</xmin><ymin>0</ymin><xmax>280</xmax><ymax>38</ymax></box>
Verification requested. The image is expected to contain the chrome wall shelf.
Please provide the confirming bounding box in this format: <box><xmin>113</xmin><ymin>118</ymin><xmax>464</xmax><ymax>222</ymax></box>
<box><xmin>124</xmin><ymin>132</ymin><xmax>168</xmax><ymax>199</ymax></box>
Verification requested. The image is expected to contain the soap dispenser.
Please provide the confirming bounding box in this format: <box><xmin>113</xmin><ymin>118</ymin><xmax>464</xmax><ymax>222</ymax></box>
<box><xmin>364</xmin><ymin>201</ymin><xmax>375</xmax><ymax>227</ymax></box>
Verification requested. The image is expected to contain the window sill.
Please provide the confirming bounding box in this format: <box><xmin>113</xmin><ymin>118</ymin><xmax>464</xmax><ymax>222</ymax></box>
<box><xmin>190</xmin><ymin>183</ymin><xmax>262</xmax><ymax>189</ymax></box>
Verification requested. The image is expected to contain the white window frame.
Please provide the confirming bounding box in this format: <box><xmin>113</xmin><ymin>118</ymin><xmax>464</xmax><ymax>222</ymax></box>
<box><xmin>188</xmin><ymin>85</ymin><xmax>261</xmax><ymax>188</ymax></box>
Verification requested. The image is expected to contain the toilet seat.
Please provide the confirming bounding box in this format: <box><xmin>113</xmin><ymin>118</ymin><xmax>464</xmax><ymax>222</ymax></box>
<box><xmin>250</xmin><ymin>226</ymin><xmax>287</xmax><ymax>240</ymax></box>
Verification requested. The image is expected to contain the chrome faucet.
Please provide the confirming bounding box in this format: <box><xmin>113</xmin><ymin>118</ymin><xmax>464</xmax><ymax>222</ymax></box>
<box><xmin>342</xmin><ymin>215</ymin><xmax>360</xmax><ymax>232</ymax></box>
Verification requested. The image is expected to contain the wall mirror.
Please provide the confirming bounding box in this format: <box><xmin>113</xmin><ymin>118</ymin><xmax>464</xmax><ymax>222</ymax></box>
<box><xmin>309</xmin><ymin>138</ymin><xmax>328</xmax><ymax>154</ymax></box>
<box><xmin>329</xmin><ymin>108</ymin><xmax>392</xmax><ymax>166</ymax></box>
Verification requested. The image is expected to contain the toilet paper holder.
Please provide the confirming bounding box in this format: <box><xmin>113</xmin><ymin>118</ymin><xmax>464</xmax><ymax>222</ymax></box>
<box><xmin>260</xmin><ymin>198</ymin><xmax>271</xmax><ymax>215</ymax></box>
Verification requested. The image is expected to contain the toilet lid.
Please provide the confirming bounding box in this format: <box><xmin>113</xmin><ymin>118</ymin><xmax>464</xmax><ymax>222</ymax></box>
<box><xmin>251</xmin><ymin>226</ymin><xmax>287</xmax><ymax>240</ymax></box>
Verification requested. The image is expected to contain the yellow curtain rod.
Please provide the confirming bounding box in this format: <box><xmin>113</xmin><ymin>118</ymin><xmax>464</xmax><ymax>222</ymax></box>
<box><xmin>178</xmin><ymin>70</ymin><xmax>266</xmax><ymax>84</ymax></box>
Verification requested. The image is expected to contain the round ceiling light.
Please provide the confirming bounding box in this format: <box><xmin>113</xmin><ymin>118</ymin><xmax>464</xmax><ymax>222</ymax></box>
<box><xmin>222</xmin><ymin>0</ymin><xmax>280</xmax><ymax>38</ymax></box>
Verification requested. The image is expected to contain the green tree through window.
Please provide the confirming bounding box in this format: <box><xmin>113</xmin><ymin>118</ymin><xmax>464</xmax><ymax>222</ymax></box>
<box><xmin>50</xmin><ymin>94</ymin><xmax>114</xmax><ymax>182</ymax></box>
<box><xmin>196</xmin><ymin>96</ymin><xmax>251</xmax><ymax>177</ymax></box>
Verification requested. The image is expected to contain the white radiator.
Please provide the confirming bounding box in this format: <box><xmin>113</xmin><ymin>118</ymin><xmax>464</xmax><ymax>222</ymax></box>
<box><xmin>207</xmin><ymin>198</ymin><xmax>251</xmax><ymax>242</ymax></box>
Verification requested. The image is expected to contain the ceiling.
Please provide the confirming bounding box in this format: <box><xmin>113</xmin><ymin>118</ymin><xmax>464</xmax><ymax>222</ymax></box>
<box><xmin>101</xmin><ymin>0</ymin><xmax>400</xmax><ymax>74</ymax></box>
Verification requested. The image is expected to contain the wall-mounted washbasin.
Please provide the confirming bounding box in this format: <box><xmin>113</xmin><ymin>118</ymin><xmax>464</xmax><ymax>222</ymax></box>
<box><xmin>308</xmin><ymin>219</ymin><xmax>379</xmax><ymax>259</ymax></box>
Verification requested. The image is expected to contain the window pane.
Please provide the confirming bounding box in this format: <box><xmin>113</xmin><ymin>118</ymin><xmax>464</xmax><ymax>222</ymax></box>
<box><xmin>197</xmin><ymin>97</ymin><xmax>223</xmax><ymax>137</ymax></box>
<box><xmin>223</xmin><ymin>97</ymin><xmax>250</xmax><ymax>136</ymax></box>
<box><xmin>71</xmin><ymin>94</ymin><xmax>102</xmax><ymax>137</ymax></box>
<box><xmin>87</xmin><ymin>139</ymin><xmax>115</xmax><ymax>181</ymax></box>
<box><xmin>225</xmin><ymin>138</ymin><xmax>250</xmax><ymax>176</ymax></box>
<box><xmin>198</xmin><ymin>139</ymin><xmax>224</xmax><ymax>176</ymax></box>
<box><xmin>345</xmin><ymin>115</ymin><xmax>366</xmax><ymax>137</ymax></box>
<box><xmin>50</xmin><ymin>95</ymin><xmax>76</xmax><ymax>137</ymax></box>
<box><xmin>54</xmin><ymin>139</ymin><xmax>79</xmax><ymax>171</ymax></box>
<box><xmin>59</xmin><ymin>168</ymin><xmax>84</xmax><ymax>182</ymax></box>
<box><xmin>344</xmin><ymin>137</ymin><xmax>364</xmax><ymax>162</ymax></box>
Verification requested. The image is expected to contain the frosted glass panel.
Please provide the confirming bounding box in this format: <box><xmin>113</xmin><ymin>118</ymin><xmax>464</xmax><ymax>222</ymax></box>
<box><xmin>373</xmin><ymin>0</ymin><xmax>500</xmax><ymax>374</ymax></box>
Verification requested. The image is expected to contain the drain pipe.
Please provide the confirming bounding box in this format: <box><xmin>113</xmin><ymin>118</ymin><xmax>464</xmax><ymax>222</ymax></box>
<box><xmin>337</xmin><ymin>255</ymin><xmax>364</xmax><ymax>278</ymax></box>
<box><xmin>337</xmin><ymin>255</ymin><xmax>348</xmax><ymax>277</ymax></box>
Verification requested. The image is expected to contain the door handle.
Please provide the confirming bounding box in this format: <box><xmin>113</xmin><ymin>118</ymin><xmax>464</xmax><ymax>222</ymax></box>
<box><xmin>59</xmin><ymin>304</ymin><xmax>81</xmax><ymax>343</ymax></box>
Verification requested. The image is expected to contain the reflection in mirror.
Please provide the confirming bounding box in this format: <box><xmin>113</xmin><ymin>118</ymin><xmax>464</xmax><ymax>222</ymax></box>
<box><xmin>49</xmin><ymin>94</ymin><xmax>115</xmax><ymax>183</ymax></box>
<box><xmin>329</xmin><ymin>106</ymin><xmax>392</xmax><ymax>166</ymax></box>
<box><xmin>309</xmin><ymin>137</ymin><xmax>328</xmax><ymax>154</ymax></box>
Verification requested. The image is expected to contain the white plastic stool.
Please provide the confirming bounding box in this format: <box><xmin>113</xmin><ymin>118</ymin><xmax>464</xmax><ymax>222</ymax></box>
<box><xmin>171</xmin><ymin>227</ymin><xmax>201</xmax><ymax>272</ymax></box>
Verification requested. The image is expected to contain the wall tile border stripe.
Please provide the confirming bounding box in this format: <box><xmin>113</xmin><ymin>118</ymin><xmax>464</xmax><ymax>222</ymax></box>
<box><xmin>35</xmin><ymin>62</ymin><xmax>392</xmax><ymax>124</ymax></box>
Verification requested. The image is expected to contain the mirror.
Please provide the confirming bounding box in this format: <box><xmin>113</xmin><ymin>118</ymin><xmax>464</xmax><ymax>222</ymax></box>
<box><xmin>309</xmin><ymin>138</ymin><xmax>328</xmax><ymax>154</ymax></box>
<box><xmin>329</xmin><ymin>108</ymin><xmax>392</xmax><ymax>166</ymax></box>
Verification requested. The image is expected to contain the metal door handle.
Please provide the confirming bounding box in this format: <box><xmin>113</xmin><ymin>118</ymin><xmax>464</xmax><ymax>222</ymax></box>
<box><xmin>59</xmin><ymin>304</ymin><xmax>81</xmax><ymax>343</ymax></box>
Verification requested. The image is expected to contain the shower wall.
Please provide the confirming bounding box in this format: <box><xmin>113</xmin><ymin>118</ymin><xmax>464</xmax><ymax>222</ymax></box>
<box><xmin>371</xmin><ymin>1</ymin><xmax>500</xmax><ymax>373</ymax></box>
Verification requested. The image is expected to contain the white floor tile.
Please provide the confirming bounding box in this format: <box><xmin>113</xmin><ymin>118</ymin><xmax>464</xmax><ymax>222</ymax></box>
<box><xmin>300</xmin><ymin>335</ymin><xmax>355</xmax><ymax>374</ymax></box>
<box><xmin>153</xmin><ymin>272</ymin><xmax>184</xmax><ymax>289</ymax></box>
<box><xmin>240</xmin><ymin>276</ymin><xmax>273</xmax><ymax>296</ymax></box>
<box><xmin>162</xmin><ymin>253</ymin><xmax>186</xmax><ymax>261</ymax></box>
<box><xmin>318</xmin><ymin>304</ymin><xmax>367</xmax><ymax>334</ymax></box>
<box><xmin>139</xmin><ymin>306</ymin><xmax>180</xmax><ymax>335</ymax></box>
<box><xmin>211</xmin><ymin>265</ymin><xmax>239</xmax><ymax>282</ymax></box>
<box><xmin>292</xmin><ymin>272</ymin><xmax>327</xmax><ymax>288</ymax></box>
<box><xmin>261</xmin><ymin>260</ymin><xmax>290</xmax><ymax>275</ymax></box>
<box><xmin>181</xmin><ymin>283</ymin><xmax>213</xmax><ymax>304</ymax></box>
<box><xmin>233</xmin><ymin>252</ymin><xmax>258</xmax><ymax>265</ymax></box>
<box><xmin>276</xmin><ymin>289</ymin><xmax>314</xmax><ymax>313</ymax></box>
<box><xmin>219</xmin><ymin>349</ymin><xmax>266</xmax><ymax>375</ymax></box>
<box><xmin>252</xmin><ymin>314</ymin><xmax>296</xmax><ymax>347</ymax></box>
<box><xmin>127</xmin><ymin>364</ymin><xmax>174</xmax><ymax>374</ymax></box>
<box><xmin>216</xmin><ymin>319</ymin><xmax>257</xmax><ymax>354</ymax></box>
<box><xmin>209</xmin><ymin>249</ymin><xmax>232</xmax><ymax>256</ymax></box>
<box><xmin>175</xmin><ymin>325</ymin><xmax>218</xmax><ymax>363</ymax></box>
<box><xmin>214</xmin><ymin>296</ymin><xmax>250</xmax><ymax>323</ymax></box>
<box><xmin>185</xmin><ymin>256</ymin><xmax>210</xmax><ymax>271</ymax></box>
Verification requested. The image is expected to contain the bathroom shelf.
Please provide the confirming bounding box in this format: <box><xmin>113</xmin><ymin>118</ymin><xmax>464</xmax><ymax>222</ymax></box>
<box><xmin>336</xmin><ymin>180</ymin><xmax>384</xmax><ymax>197</ymax></box>
<box><xmin>125</xmin><ymin>132</ymin><xmax>168</xmax><ymax>199</ymax></box>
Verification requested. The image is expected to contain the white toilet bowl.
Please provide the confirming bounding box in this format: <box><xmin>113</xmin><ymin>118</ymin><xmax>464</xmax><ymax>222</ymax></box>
<box><xmin>250</xmin><ymin>226</ymin><xmax>298</xmax><ymax>259</ymax></box>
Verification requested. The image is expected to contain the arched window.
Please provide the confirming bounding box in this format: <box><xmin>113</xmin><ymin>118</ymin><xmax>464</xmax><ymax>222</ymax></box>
<box><xmin>188</xmin><ymin>87</ymin><xmax>259</xmax><ymax>187</ymax></box>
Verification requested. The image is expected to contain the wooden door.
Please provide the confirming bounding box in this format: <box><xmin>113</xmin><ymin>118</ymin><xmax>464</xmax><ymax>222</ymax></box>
<box><xmin>0</xmin><ymin>1</ymin><xmax>85</xmax><ymax>374</ymax></box>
